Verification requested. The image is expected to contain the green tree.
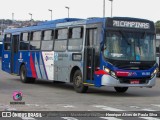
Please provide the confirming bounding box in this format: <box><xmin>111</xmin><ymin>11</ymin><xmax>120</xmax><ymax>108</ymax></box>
<box><xmin>155</xmin><ymin>21</ymin><xmax>160</xmax><ymax>33</ymax></box>
<box><xmin>156</xmin><ymin>21</ymin><xmax>160</xmax><ymax>26</ymax></box>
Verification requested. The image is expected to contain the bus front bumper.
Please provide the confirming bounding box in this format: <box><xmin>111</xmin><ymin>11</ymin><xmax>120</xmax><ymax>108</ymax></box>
<box><xmin>101</xmin><ymin>75</ymin><xmax>156</xmax><ymax>87</ymax></box>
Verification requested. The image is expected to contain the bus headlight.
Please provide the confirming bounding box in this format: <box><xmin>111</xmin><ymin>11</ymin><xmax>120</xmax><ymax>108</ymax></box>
<box><xmin>154</xmin><ymin>68</ymin><xmax>159</xmax><ymax>74</ymax></box>
<box><xmin>151</xmin><ymin>68</ymin><xmax>158</xmax><ymax>78</ymax></box>
<box><xmin>104</xmin><ymin>67</ymin><xmax>110</xmax><ymax>73</ymax></box>
<box><xmin>104</xmin><ymin>67</ymin><xmax>117</xmax><ymax>78</ymax></box>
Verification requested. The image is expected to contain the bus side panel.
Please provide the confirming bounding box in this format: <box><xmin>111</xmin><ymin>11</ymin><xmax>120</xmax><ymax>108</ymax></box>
<box><xmin>41</xmin><ymin>51</ymin><xmax>55</xmax><ymax>80</ymax></box>
<box><xmin>26</xmin><ymin>51</ymin><xmax>49</xmax><ymax>80</ymax></box>
<box><xmin>2</xmin><ymin>50</ymin><xmax>11</xmax><ymax>73</ymax></box>
<box><xmin>54</xmin><ymin>52</ymin><xmax>83</xmax><ymax>83</ymax></box>
<box><xmin>19</xmin><ymin>51</ymin><xmax>54</xmax><ymax>80</ymax></box>
<box><xmin>18</xmin><ymin>51</ymin><xmax>37</xmax><ymax>78</ymax></box>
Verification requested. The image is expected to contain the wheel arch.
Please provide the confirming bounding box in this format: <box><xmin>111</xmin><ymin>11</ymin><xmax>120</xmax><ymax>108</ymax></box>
<box><xmin>70</xmin><ymin>66</ymin><xmax>81</xmax><ymax>83</ymax></box>
<box><xmin>19</xmin><ymin>62</ymin><xmax>26</xmax><ymax>75</ymax></box>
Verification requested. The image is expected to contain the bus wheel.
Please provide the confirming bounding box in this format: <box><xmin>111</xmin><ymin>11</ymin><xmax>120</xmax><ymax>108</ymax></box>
<box><xmin>73</xmin><ymin>70</ymin><xmax>88</xmax><ymax>93</ymax></box>
<box><xmin>114</xmin><ymin>87</ymin><xmax>128</xmax><ymax>93</ymax></box>
<box><xmin>20</xmin><ymin>65</ymin><xmax>35</xmax><ymax>83</ymax></box>
<box><xmin>53</xmin><ymin>81</ymin><xmax>65</xmax><ymax>84</ymax></box>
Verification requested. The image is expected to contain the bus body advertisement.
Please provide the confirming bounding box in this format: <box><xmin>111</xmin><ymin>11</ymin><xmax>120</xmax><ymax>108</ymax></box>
<box><xmin>1</xmin><ymin>17</ymin><xmax>158</xmax><ymax>93</ymax></box>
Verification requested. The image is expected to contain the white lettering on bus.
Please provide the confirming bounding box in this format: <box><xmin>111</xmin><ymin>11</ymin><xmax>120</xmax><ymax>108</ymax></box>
<box><xmin>113</xmin><ymin>20</ymin><xmax>150</xmax><ymax>29</ymax></box>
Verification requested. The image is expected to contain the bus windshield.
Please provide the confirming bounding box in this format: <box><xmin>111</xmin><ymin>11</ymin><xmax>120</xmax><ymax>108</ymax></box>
<box><xmin>103</xmin><ymin>31</ymin><xmax>155</xmax><ymax>61</ymax></box>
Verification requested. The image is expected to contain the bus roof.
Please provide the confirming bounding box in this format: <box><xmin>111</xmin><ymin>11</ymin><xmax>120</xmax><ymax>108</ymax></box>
<box><xmin>4</xmin><ymin>17</ymin><xmax>106</xmax><ymax>33</ymax></box>
<box><xmin>4</xmin><ymin>17</ymin><xmax>154</xmax><ymax>34</ymax></box>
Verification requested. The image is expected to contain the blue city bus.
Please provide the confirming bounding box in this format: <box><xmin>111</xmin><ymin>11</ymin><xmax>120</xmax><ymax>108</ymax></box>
<box><xmin>1</xmin><ymin>17</ymin><xmax>158</xmax><ymax>93</ymax></box>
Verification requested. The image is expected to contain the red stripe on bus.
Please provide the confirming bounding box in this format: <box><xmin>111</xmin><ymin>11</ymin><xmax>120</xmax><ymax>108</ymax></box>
<box><xmin>30</xmin><ymin>54</ymin><xmax>37</xmax><ymax>78</ymax></box>
<box><xmin>94</xmin><ymin>70</ymin><xmax>108</xmax><ymax>75</ymax></box>
<box><xmin>116</xmin><ymin>71</ymin><xmax>129</xmax><ymax>77</ymax></box>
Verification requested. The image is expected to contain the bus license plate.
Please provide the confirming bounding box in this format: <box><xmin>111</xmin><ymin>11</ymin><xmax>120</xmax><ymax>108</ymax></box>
<box><xmin>130</xmin><ymin>80</ymin><xmax>139</xmax><ymax>84</ymax></box>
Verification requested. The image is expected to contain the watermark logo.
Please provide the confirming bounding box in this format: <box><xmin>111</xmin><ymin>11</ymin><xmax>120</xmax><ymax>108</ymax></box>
<box><xmin>12</xmin><ymin>91</ymin><xmax>22</xmax><ymax>101</ymax></box>
<box><xmin>2</xmin><ymin>112</ymin><xmax>11</xmax><ymax>117</ymax></box>
<box><xmin>10</xmin><ymin>91</ymin><xmax>25</xmax><ymax>105</ymax></box>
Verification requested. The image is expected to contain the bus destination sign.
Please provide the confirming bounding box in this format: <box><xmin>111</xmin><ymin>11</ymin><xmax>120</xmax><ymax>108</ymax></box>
<box><xmin>113</xmin><ymin>20</ymin><xmax>150</xmax><ymax>29</ymax></box>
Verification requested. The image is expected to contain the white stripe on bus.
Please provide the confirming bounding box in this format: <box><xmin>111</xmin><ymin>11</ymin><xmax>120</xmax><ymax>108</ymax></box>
<box><xmin>39</xmin><ymin>53</ymin><xmax>47</xmax><ymax>79</ymax></box>
<box><xmin>34</xmin><ymin>53</ymin><xmax>42</xmax><ymax>79</ymax></box>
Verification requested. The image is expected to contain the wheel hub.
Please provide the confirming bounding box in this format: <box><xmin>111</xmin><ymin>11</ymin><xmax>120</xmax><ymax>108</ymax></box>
<box><xmin>21</xmin><ymin>71</ymin><xmax>25</xmax><ymax>80</ymax></box>
<box><xmin>75</xmin><ymin>75</ymin><xmax>82</xmax><ymax>87</ymax></box>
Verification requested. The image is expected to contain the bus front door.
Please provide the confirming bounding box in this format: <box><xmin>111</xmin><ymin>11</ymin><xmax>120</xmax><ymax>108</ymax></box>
<box><xmin>84</xmin><ymin>28</ymin><xmax>99</xmax><ymax>83</ymax></box>
<box><xmin>11</xmin><ymin>34</ymin><xmax>19</xmax><ymax>74</ymax></box>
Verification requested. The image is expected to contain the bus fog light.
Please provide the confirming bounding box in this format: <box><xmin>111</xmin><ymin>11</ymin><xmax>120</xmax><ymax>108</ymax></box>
<box><xmin>111</xmin><ymin>71</ymin><xmax>115</xmax><ymax>76</ymax></box>
<box><xmin>111</xmin><ymin>71</ymin><xmax>117</xmax><ymax>78</ymax></box>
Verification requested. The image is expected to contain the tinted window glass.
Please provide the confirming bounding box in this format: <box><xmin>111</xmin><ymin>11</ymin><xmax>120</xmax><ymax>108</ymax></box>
<box><xmin>4</xmin><ymin>34</ymin><xmax>11</xmax><ymax>51</ymax></box>
<box><xmin>44</xmin><ymin>30</ymin><xmax>53</xmax><ymax>40</ymax></box>
<box><xmin>20</xmin><ymin>42</ymin><xmax>29</xmax><ymax>50</ymax></box>
<box><xmin>29</xmin><ymin>31</ymin><xmax>41</xmax><ymax>50</ymax></box>
<box><xmin>54</xmin><ymin>40</ymin><xmax>67</xmax><ymax>51</ymax></box>
<box><xmin>68</xmin><ymin>39</ymin><xmax>83</xmax><ymax>51</ymax></box>
<box><xmin>30</xmin><ymin>41</ymin><xmax>40</xmax><ymax>50</ymax></box>
<box><xmin>57</xmin><ymin>29</ymin><xmax>68</xmax><ymax>39</ymax></box>
<box><xmin>4</xmin><ymin>34</ymin><xmax>11</xmax><ymax>42</ymax></box>
<box><xmin>41</xmin><ymin>41</ymin><xmax>53</xmax><ymax>50</ymax></box>
<box><xmin>19</xmin><ymin>33</ymin><xmax>29</xmax><ymax>50</ymax></box>
<box><xmin>33</xmin><ymin>31</ymin><xmax>41</xmax><ymax>40</ymax></box>
<box><xmin>4</xmin><ymin>43</ymin><xmax>11</xmax><ymax>50</ymax></box>
<box><xmin>22</xmin><ymin>33</ymin><xmax>29</xmax><ymax>41</ymax></box>
<box><xmin>71</xmin><ymin>27</ymin><xmax>83</xmax><ymax>39</ymax></box>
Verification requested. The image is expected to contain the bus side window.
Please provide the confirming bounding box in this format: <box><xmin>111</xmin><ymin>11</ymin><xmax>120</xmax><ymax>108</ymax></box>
<box><xmin>87</xmin><ymin>29</ymin><xmax>98</xmax><ymax>48</ymax></box>
<box><xmin>19</xmin><ymin>32</ymin><xmax>29</xmax><ymax>50</ymax></box>
<box><xmin>54</xmin><ymin>28</ymin><xmax>68</xmax><ymax>51</ymax></box>
<box><xmin>29</xmin><ymin>31</ymin><xmax>41</xmax><ymax>50</ymax></box>
<box><xmin>41</xmin><ymin>30</ymin><xmax>54</xmax><ymax>51</ymax></box>
<box><xmin>4</xmin><ymin>34</ymin><xmax>11</xmax><ymax>50</ymax></box>
<box><xmin>68</xmin><ymin>27</ymin><xmax>83</xmax><ymax>51</ymax></box>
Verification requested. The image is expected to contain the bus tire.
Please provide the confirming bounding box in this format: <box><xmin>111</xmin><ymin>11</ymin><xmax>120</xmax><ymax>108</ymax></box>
<box><xmin>114</xmin><ymin>87</ymin><xmax>128</xmax><ymax>93</ymax></box>
<box><xmin>20</xmin><ymin>65</ymin><xmax>35</xmax><ymax>83</ymax></box>
<box><xmin>73</xmin><ymin>70</ymin><xmax>88</xmax><ymax>93</ymax></box>
<box><xmin>53</xmin><ymin>81</ymin><xmax>65</xmax><ymax>84</ymax></box>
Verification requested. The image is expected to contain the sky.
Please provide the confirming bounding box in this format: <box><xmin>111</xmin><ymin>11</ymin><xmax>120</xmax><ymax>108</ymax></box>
<box><xmin>0</xmin><ymin>0</ymin><xmax>159</xmax><ymax>22</ymax></box>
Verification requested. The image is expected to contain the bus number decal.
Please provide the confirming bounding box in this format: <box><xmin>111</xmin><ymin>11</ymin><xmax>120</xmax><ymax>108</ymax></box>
<box><xmin>4</xmin><ymin>54</ymin><xmax>8</xmax><ymax>58</ymax></box>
